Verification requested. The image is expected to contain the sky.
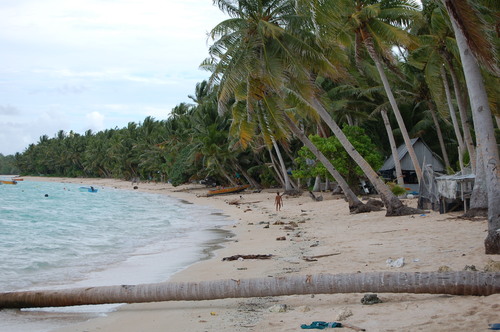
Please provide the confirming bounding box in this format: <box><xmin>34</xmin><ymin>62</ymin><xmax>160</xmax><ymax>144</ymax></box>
<box><xmin>0</xmin><ymin>0</ymin><xmax>228</xmax><ymax>155</ymax></box>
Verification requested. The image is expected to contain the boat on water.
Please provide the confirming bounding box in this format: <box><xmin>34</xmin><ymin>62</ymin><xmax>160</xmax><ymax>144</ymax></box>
<box><xmin>207</xmin><ymin>184</ymin><xmax>250</xmax><ymax>197</ymax></box>
<box><xmin>0</xmin><ymin>180</ymin><xmax>17</xmax><ymax>185</ymax></box>
<box><xmin>79</xmin><ymin>186</ymin><xmax>98</xmax><ymax>193</ymax></box>
<box><xmin>11</xmin><ymin>177</ymin><xmax>24</xmax><ymax>181</ymax></box>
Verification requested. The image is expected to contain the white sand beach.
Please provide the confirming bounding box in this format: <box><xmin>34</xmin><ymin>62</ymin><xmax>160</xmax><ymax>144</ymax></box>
<box><xmin>19</xmin><ymin>177</ymin><xmax>500</xmax><ymax>332</ymax></box>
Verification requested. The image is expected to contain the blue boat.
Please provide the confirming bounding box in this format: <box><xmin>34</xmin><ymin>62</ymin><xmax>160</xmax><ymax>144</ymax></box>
<box><xmin>79</xmin><ymin>186</ymin><xmax>98</xmax><ymax>193</ymax></box>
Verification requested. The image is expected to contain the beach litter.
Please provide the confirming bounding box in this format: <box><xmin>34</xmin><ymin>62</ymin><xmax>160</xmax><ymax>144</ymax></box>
<box><xmin>386</xmin><ymin>257</ymin><xmax>405</xmax><ymax>267</ymax></box>
<box><xmin>268</xmin><ymin>304</ymin><xmax>288</xmax><ymax>312</ymax></box>
<box><xmin>222</xmin><ymin>254</ymin><xmax>273</xmax><ymax>261</ymax></box>
<box><xmin>335</xmin><ymin>307</ymin><xmax>353</xmax><ymax>321</ymax></box>
<box><xmin>361</xmin><ymin>294</ymin><xmax>383</xmax><ymax>305</ymax></box>
<box><xmin>301</xmin><ymin>321</ymin><xmax>342</xmax><ymax>329</ymax></box>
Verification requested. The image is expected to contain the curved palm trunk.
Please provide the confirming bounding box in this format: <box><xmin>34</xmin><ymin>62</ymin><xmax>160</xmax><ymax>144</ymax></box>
<box><xmin>218</xmin><ymin>162</ymin><xmax>238</xmax><ymax>186</ymax></box>
<box><xmin>364</xmin><ymin>39</ymin><xmax>423</xmax><ymax>183</ymax></box>
<box><xmin>381</xmin><ymin>109</ymin><xmax>405</xmax><ymax>187</ymax></box>
<box><xmin>428</xmin><ymin>101</ymin><xmax>451</xmax><ymax>170</ymax></box>
<box><xmin>444</xmin><ymin>57</ymin><xmax>476</xmax><ymax>172</ymax></box>
<box><xmin>233</xmin><ymin>163</ymin><xmax>261</xmax><ymax>189</ymax></box>
<box><xmin>268</xmin><ymin>148</ymin><xmax>286</xmax><ymax>187</ymax></box>
<box><xmin>310</xmin><ymin>98</ymin><xmax>420</xmax><ymax>216</ymax></box>
<box><xmin>272</xmin><ymin>138</ymin><xmax>293</xmax><ymax>192</ymax></box>
<box><xmin>444</xmin><ymin>1</ymin><xmax>500</xmax><ymax>253</ymax></box>
<box><xmin>441</xmin><ymin>66</ymin><xmax>465</xmax><ymax>171</ymax></box>
<box><xmin>1</xmin><ymin>272</ymin><xmax>497</xmax><ymax>309</ymax></box>
<box><xmin>284</xmin><ymin>115</ymin><xmax>363</xmax><ymax>209</ymax></box>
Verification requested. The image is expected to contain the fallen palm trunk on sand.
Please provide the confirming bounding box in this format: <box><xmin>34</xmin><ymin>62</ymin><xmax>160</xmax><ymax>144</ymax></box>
<box><xmin>1</xmin><ymin>272</ymin><xmax>498</xmax><ymax>309</ymax></box>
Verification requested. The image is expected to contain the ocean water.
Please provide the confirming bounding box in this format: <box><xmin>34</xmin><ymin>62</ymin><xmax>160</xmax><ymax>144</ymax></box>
<box><xmin>0</xmin><ymin>180</ymin><xmax>234</xmax><ymax>332</ymax></box>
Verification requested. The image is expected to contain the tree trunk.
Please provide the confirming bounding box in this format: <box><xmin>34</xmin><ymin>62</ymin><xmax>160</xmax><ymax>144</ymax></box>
<box><xmin>269</xmin><ymin>149</ymin><xmax>286</xmax><ymax>188</ymax></box>
<box><xmin>428</xmin><ymin>101</ymin><xmax>451</xmax><ymax>170</ymax></box>
<box><xmin>444</xmin><ymin>56</ymin><xmax>476</xmax><ymax>172</ymax></box>
<box><xmin>272</xmin><ymin>139</ymin><xmax>294</xmax><ymax>192</ymax></box>
<box><xmin>465</xmin><ymin>148</ymin><xmax>488</xmax><ymax>217</ymax></box>
<box><xmin>364</xmin><ymin>37</ymin><xmax>423</xmax><ymax>183</ymax></box>
<box><xmin>234</xmin><ymin>163</ymin><xmax>261</xmax><ymax>189</ymax></box>
<box><xmin>1</xmin><ymin>272</ymin><xmax>497</xmax><ymax>309</ymax></box>
<box><xmin>312</xmin><ymin>175</ymin><xmax>321</xmax><ymax>192</ymax></box>
<box><xmin>218</xmin><ymin>163</ymin><xmax>238</xmax><ymax>187</ymax></box>
<box><xmin>310</xmin><ymin>98</ymin><xmax>422</xmax><ymax>216</ymax></box>
<box><xmin>381</xmin><ymin>109</ymin><xmax>405</xmax><ymax>187</ymax></box>
<box><xmin>445</xmin><ymin>1</ymin><xmax>500</xmax><ymax>254</ymax></box>
<box><xmin>284</xmin><ymin>115</ymin><xmax>364</xmax><ymax>210</ymax></box>
<box><xmin>441</xmin><ymin>66</ymin><xmax>465</xmax><ymax>171</ymax></box>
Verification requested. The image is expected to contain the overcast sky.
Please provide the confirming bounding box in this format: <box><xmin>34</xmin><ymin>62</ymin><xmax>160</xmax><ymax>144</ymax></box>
<box><xmin>0</xmin><ymin>0</ymin><xmax>227</xmax><ymax>155</ymax></box>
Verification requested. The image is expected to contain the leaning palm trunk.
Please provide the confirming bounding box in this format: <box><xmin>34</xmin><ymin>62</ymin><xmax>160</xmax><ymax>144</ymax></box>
<box><xmin>310</xmin><ymin>98</ymin><xmax>422</xmax><ymax>216</ymax></box>
<box><xmin>444</xmin><ymin>56</ymin><xmax>476</xmax><ymax>172</ymax></box>
<box><xmin>272</xmin><ymin>139</ymin><xmax>294</xmax><ymax>192</ymax></box>
<box><xmin>1</xmin><ymin>272</ymin><xmax>498</xmax><ymax>309</ymax></box>
<box><xmin>364</xmin><ymin>38</ymin><xmax>423</xmax><ymax>183</ymax></box>
<box><xmin>284</xmin><ymin>115</ymin><xmax>363</xmax><ymax>210</ymax></box>
<box><xmin>428</xmin><ymin>101</ymin><xmax>451</xmax><ymax>170</ymax></box>
<box><xmin>269</xmin><ymin>149</ymin><xmax>286</xmax><ymax>187</ymax></box>
<box><xmin>441</xmin><ymin>66</ymin><xmax>466</xmax><ymax>171</ymax></box>
<box><xmin>381</xmin><ymin>109</ymin><xmax>405</xmax><ymax>187</ymax></box>
<box><xmin>443</xmin><ymin>0</ymin><xmax>500</xmax><ymax>254</ymax></box>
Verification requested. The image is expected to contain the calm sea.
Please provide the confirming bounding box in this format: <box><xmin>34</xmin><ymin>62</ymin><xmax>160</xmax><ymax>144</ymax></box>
<box><xmin>0</xmin><ymin>179</ymin><xmax>234</xmax><ymax>332</ymax></box>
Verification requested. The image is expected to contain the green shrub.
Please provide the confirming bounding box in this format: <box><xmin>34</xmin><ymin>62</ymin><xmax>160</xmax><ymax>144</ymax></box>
<box><xmin>387</xmin><ymin>182</ymin><xmax>407</xmax><ymax>196</ymax></box>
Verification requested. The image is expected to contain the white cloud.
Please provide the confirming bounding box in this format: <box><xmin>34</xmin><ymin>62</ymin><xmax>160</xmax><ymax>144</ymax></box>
<box><xmin>0</xmin><ymin>0</ymin><xmax>228</xmax><ymax>155</ymax></box>
<box><xmin>85</xmin><ymin>111</ymin><xmax>105</xmax><ymax>132</ymax></box>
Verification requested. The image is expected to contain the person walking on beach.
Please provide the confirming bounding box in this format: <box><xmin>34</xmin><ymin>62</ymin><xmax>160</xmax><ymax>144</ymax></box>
<box><xmin>275</xmin><ymin>192</ymin><xmax>283</xmax><ymax>211</ymax></box>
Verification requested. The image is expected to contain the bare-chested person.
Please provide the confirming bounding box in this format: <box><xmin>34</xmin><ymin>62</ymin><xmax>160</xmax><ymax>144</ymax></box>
<box><xmin>275</xmin><ymin>192</ymin><xmax>283</xmax><ymax>211</ymax></box>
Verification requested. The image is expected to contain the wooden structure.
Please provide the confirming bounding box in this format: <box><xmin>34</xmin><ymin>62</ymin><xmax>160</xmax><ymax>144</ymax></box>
<box><xmin>379</xmin><ymin>138</ymin><xmax>445</xmax><ymax>193</ymax></box>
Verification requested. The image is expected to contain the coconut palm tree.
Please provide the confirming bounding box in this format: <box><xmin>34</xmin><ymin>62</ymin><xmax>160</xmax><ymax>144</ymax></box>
<box><xmin>206</xmin><ymin>0</ymin><xmax>423</xmax><ymax>215</ymax></box>
<box><xmin>410</xmin><ymin>3</ymin><xmax>476</xmax><ymax>171</ymax></box>
<box><xmin>303</xmin><ymin>0</ymin><xmax>425</xmax><ymax>183</ymax></box>
<box><xmin>440</xmin><ymin>0</ymin><xmax>500</xmax><ymax>253</ymax></box>
<box><xmin>1</xmin><ymin>272</ymin><xmax>497</xmax><ymax>308</ymax></box>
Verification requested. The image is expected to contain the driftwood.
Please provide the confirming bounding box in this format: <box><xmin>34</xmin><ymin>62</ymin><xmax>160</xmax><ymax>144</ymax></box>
<box><xmin>302</xmin><ymin>253</ymin><xmax>341</xmax><ymax>261</ymax></box>
<box><xmin>222</xmin><ymin>254</ymin><xmax>273</xmax><ymax>261</ymax></box>
<box><xmin>342</xmin><ymin>323</ymin><xmax>366</xmax><ymax>332</ymax></box>
<box><xmin>308</xmin><ymin>191</ymin><xmax>323</xmax><ymax>201</ymax></box>
<box><xmin>227</xmin><ymin>200</ymin><xmax>262</xmax><ymax>206</ymax></box>
<box><xmin>0</xmin><ymin>272</ymin><xmax>498</xmax><ymax>309</ymax></box>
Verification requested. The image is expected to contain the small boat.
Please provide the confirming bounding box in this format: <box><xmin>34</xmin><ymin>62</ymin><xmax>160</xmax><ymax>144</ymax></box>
<box><xmin>207</xmin><ymin>184</ymin><xmax>250</xmax><ymax>197</ymax></box>
<box><xmin>0</xmin><ymin>180</ymin><xmax>17</xmax><ymax>185</ymax></box>
<box><xmin>11</xmin><ymin>177</ymin><xmax>24</xmax><ymax>181</ymax></box>
<box><xmin>79</xmin><ymin>186</ymin><xmax>98</xmax><ymax>193</ymax></box>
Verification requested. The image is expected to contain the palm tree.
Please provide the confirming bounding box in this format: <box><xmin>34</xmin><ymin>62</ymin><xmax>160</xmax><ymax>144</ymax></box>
<box><xmin>410</xmin><ymin>3</ymin><xmax>476</xmax><ymax>171</ymax></box>
<box><xmin>307</xmin><ymin>0</ymin><xmax>425</xmax><ymax>183</ymax></box>
<box><xmin>440</xmin><ymin>0</ymin><xmax>500</xmax><ymax>253</ymax></box>
<box><xmin>206</xmin><ymin>0</ymin><xmax>423</xmax><ymax>215</ymax></box>
<box><xmin>1</xmin><ymin>272</ymin><xmax>497</xmax><ymax>308</ymax></box>
<box><xmin>283</xmin><ymin>114</ymin><xmax>365</xmax><ymax>210</ymax></box>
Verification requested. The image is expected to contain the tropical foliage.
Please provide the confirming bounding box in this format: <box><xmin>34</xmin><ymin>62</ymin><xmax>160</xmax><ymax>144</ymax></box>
<box><xmin>5</xmin><ymin>0</ymin><xmax>499</xmax><ymax>244</ymax></box>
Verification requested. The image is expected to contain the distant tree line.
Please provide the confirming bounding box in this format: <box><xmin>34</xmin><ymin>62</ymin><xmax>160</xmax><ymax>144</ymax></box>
<box><xmin>0</xmin><ymin>154</ymin><xmax>19</xmax><ymax>175</ymax></box>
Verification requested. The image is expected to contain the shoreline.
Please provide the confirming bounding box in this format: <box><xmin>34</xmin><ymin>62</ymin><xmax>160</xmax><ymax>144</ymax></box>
<box><xmin>16</xmin><ymin>177</ymin><xmax>500</xmax><ymax>331</ymax></box>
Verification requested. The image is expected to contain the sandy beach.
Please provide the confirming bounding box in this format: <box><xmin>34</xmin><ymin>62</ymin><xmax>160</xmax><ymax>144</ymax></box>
<box><xmin>19</xmin><ymin>177</ymin><xmax>500</xmax><ymax>331</ymax></box>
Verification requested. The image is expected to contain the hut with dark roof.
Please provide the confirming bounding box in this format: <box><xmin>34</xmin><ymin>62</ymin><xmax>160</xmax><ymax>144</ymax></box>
<box><xmin>379</xmin><ymin>138</ymin><xmax>445</xmax><ymax>193</ymax></box>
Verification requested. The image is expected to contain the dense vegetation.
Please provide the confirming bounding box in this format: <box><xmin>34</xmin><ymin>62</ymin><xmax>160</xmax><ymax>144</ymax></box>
<box><xmin>0</xmin><ymin>154</ymin><xmax>19</xmax><ymax>175</ymax></box>
<box><xmin>8</xmin><ymin>0</ymin><xmax>498</xmax><ymax>196</ymax></box>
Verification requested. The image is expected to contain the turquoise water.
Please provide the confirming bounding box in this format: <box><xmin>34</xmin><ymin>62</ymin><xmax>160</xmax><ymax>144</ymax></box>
<box><xmin>0</xmin><ymin>180</ymin><xmax>234</xmax><ymax>331</ymax></box>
